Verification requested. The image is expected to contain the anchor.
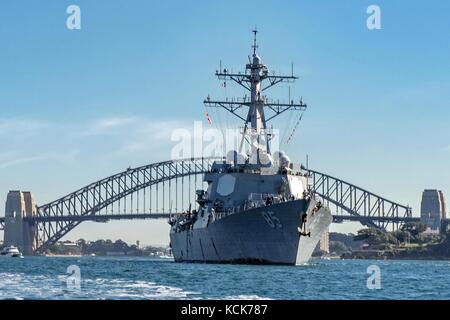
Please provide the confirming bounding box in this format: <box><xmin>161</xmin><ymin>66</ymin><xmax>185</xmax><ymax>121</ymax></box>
<box><xmin>298</xmin><ymin>213</ymin><xmax>311</xmax><ymax>237</ymax></box>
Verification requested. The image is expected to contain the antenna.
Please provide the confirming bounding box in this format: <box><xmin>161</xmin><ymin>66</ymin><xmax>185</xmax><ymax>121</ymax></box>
<box><xmin>252</xmin><ymin>28</ymin><xmax>258</xmax><ymax>55</ymax></box>
<box><xmin>288</xmin><ymin>86</ymin><xmax>291</xmax><ymax>103</ymax></box>
<box><xmin>204</xmin><ymin>30</ymin><xmax>305</xmax><ymax>165</ymax></box>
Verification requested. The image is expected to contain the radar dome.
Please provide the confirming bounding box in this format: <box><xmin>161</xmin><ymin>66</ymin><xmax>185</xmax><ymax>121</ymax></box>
<box><xmin>279</xmin><ymin>154</ymin><xmax>291</xmax><ymax>168</ymax></box>
<box><xmin>259</xmin><ymin>152</ymin><xmax>273</xmax><ymax>167</ymax></box>
<box><xmin>273</xmin><ymin>151</ymin><xmax>290</xmax><ymax>168</ymax></box>
<box><xmin>236</xmin><ymin>152</ymin><xmax>248</xmax><ymax>165</ymax></box>
<box><xmin>226</xmin><ymin>150</ymin><xmax>247</xmax><ymax>165</ymax></box>
<box><xmin>272</xmin><ymin>151</ymin><xmax>285</xmax><ymax>162</ymax></box>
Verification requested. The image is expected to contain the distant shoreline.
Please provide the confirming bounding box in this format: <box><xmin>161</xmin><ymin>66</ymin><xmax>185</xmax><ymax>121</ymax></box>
<box><xmin>41</xmin><ymin>253</ymin><xmax>170</xmax><ymax>258</ymax></box>
<box><xmin>341</xmin><ymin>249</ymin><xmax>450</xmax><ymax>261</ymax></box>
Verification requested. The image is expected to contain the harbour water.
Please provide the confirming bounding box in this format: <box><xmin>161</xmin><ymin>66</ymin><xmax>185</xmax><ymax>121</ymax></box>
<box><xmin>1</xmin><ymin>257</ymin><xmax>449</xmax><ymax>300</ymax></box>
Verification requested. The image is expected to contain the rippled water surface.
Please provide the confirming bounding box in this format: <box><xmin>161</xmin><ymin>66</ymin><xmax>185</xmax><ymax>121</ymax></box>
<box><xmin>1</xmin><ymin>256</ymin><xmax>449</xmax><ymax>299</ymax></box>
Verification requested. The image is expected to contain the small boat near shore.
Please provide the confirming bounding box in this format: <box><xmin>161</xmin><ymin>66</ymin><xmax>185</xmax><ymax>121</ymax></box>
<box><xmin>0</xmin><ymin>246</ymin><xmax>23</xmax><ymax>258</ymax></box>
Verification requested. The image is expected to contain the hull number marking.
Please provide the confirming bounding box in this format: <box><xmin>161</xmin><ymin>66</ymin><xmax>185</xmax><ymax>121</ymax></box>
<box><xmin>261</xmin><ymin>211</ymin><xmax>282</xmax><ymax>229</ymax></box>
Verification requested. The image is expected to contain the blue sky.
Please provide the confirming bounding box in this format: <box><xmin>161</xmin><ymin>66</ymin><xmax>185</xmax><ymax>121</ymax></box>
<box><xmin>1</xmin><ymin>1</ymin><xmax>449</xmax><ymax>244</ymax></box>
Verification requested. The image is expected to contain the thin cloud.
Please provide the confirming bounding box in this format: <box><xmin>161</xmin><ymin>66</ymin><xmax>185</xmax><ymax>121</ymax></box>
<box><xmin>0</xmin><ymin>116</ymin><xmax>188</xmax><ymax>170</ymax></box>
<box><xmin>95</xmin><ymin>117</ymin><xmax>136</xmax><ymax>129</ymax></box>
<box><xmin>0</xmin><ymin>150</ymin><xmax>79</xmax><ymax>170</ymax></box>
<box><xmin>81</xmin><ymin>117</ymin><xmax>137</xmax><ymax>136</ymax></box>
<box><xmin>0</xmin><ymin>156</ymin><xmax>47</xmax><ymax>169</ymax></box>
<box><xmin>118</xmin><ymin>120</ymin><xmax>186</xmax><ymax>154</ymax></box>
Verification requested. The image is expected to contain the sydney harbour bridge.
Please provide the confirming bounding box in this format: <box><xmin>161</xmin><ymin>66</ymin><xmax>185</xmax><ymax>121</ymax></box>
<box><xmin>0</xmin><ymin>156</ymin><xmax>417</xmax><ymax>255</ymax></box>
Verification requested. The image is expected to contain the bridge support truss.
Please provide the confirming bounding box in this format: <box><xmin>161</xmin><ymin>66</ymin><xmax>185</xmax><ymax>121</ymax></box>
<box><xmin>34</xmin><ymin>157</ymin><xmax>220</xmax><ymax>253</ymax></box>
<box><xmin>304</xmin><ymin>167</ymin><xmax>413</xmax><ymax>231</ymax></box>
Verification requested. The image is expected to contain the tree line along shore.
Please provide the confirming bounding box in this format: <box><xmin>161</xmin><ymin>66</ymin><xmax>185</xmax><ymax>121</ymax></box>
<box><xmin>315</xmin><ymin>222</ymin><xmax>450</xmax><ymax>260</ymax></box>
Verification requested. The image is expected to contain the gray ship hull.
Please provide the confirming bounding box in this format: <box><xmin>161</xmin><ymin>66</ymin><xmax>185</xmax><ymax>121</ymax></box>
<box><xmin>170</xmin><ymin>199</ymin><xmax>332</xmax><ymax>265</ymax></box>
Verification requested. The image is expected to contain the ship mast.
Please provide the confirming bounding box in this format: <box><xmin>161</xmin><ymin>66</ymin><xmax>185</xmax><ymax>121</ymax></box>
<box><xmin>204</xmin><ymin>30</ymin><xmax>307</xmax><ymax>167</ymax></box>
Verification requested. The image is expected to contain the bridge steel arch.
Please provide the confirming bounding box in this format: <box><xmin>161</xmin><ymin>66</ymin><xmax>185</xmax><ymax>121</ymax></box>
<box><xmin>304</xmin><ymin>167</ymin><xmax>413</xmax><ymax>231</ymax></box>
<box><xmin>24</xmin><ymin>158</ymin><xmax>414</xmax><ymax>254</ymax></box>
<box><xmin>34</xmin><ymin>157</ymin><xmax>222</xmax><ymax>253</ymax></box>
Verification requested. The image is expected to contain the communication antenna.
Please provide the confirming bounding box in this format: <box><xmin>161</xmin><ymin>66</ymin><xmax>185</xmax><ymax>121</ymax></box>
<box><xmin>204</xmin><ymin>30</ymin><xmax>306</xmax><ymax>167</ymax></box>
<box><xmin>252</xmin><ymin>28</ymin><xmax>258</xmax><ymax>55</ymax></box>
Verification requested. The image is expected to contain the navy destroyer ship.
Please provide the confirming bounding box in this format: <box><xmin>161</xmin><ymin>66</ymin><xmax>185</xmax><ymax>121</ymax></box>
<box><xmin>169</xmin><ymin>31</ymin><xmax>332</xmax><ymax>265</ymax></box>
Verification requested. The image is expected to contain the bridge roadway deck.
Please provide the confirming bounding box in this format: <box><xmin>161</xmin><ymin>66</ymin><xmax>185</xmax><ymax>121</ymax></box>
<box><xmin>0</xmin><ymin>213</ymin><xmax>427</xmax><ymax>224</ymax></box>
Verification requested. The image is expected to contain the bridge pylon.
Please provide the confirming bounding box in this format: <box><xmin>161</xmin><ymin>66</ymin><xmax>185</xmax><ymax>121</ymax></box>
<box><xmin>4</xmin><ymin>191</ymin><xmax>37</xmax><ymax>255</ymax></box>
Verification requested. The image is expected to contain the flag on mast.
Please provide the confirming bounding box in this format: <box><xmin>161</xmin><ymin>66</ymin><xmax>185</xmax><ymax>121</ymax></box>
<box><xmin>205</xmin><ymin>112</ymin><xmax>212</xmax><ymax>125</ymax></box>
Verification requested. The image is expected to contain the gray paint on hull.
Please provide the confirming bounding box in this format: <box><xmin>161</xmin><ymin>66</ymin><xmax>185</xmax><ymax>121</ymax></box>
<box><xmin>170</xmin><ymin>199</ymin><xmax>332</xmax><ymax>265</ymax></box>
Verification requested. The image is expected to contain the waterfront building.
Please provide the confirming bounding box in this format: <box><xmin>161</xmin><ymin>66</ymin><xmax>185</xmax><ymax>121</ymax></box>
<box><xmin>319</xmin><ymin>230</ymin><xmax>330</xmax><ymax>253</ymax></box>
